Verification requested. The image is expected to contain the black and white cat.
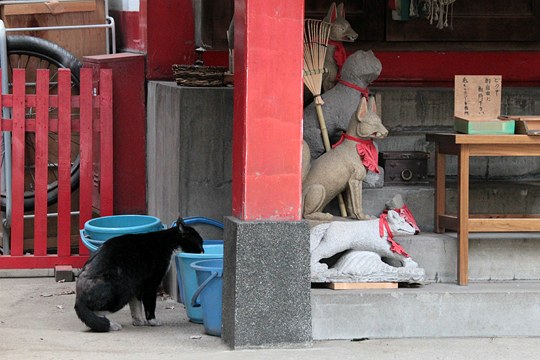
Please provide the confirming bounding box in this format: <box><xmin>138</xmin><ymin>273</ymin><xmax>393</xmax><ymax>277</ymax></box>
<box><xmin>75</xmin><ymin>218</ymin><xmax>204</xmax><ymax>332</ymax></box>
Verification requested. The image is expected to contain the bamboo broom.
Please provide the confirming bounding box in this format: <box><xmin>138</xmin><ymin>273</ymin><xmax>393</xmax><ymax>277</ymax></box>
<box><xmin>303</xmin><ymin>19</ymin><xmax>347</xmax><ymax>217</ymax></box>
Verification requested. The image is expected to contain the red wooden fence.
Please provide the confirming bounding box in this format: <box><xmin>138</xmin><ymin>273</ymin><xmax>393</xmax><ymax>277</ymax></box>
<box><xmin>0</xmin><ymin>68</ymin><xmax>113</xmax><ymax>269</ymax></box>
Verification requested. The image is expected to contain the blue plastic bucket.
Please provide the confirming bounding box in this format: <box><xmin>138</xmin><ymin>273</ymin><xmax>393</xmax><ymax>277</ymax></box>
<box><xmin>182</xmin><ymin>217</ymin><xmax>223</xmax><ymax>245</ymax></box>
<box><xmin>175</xmin><ymin>217</ymin><xmax>224</xmax><ymax>305</ymax></box>
<box><xmin>190</xmin><ymin>259</ymin><xmax>223</xmax><ymax>337</ymax></box>
<box><xmin>175</xmin><ymin>244</ymin><xmax>223</xmax><ymax>323</ymax></box>
<box><xmin>80</xmin><ymin>215</ymin><xmax>163</xmax><ymax>253</ymax></box>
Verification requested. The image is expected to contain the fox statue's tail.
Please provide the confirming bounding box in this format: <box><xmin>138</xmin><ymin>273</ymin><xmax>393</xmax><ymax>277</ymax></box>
<box><xmin>74</xmin><ymin>298</ymin><xmax>111</xmax><ymax>332</ymax></box>
<box><xmin>302</xmin><ymin>140</ymin><xmax>312</xmax><ymax>183</ymax></box>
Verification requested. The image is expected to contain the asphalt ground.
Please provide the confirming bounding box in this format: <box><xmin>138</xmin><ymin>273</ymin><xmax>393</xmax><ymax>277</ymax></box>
<box><xmin>1</xmin><ymin>277</ymin><xmax>539</xmax><ymax>360</ymax></box>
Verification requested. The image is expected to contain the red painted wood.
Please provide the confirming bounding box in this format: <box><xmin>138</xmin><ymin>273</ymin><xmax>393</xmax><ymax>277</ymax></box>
<box><xmin>99</xmin><ymin>69</ymin><xmax>113</xmax><ymax>216</ymax></box>
<box><xmin>78</xmin><ymin>69</ymin><xmax>93</xmax><ymax>247</ymax></box>
<box><xmin>374</xmin><ymin>51</ymin><xmax>540</xmax><ymax>86</ymax></box>
<box><xmin>0</xmin><ymin>255</ymin><xmax>88</xmax><ymax>269</ymax></box>
<box><xmin>0</xmin><ymin>119</ymin><xmax>81</xmax><ymax>132</ymax></box>
<box><xmin>146</xmin><ymin>0</ymin><xmax>195</xmax><ymax>79</ymax></box>
<box><xmin>109</xmin><ymin>10</ymin><xmax>146</xmax><ymax>52</ymax></box>
<box><xmin>202</xmin><ymin>51</ymin><xmax>229</xmax><ymax>67</ymax></box>
<box><xmin>33</xmin><ymin>70</ymin><xmax>49</xmax><ymax>256</ymax></box>
<box><xmin>57</xmin><ymin>69</ymin><xmax>72</xmax><ymax>257</ymax></box>
<box><xmin>231</xmin><ymin>0</ymin><xmax>304</xmax><ymax>221</ymax></box>
<box><xmin>10</xmin><ymin>70</ymin><xmax>26</xmax><ymax>256</ymax></box>
<box><xmin>83</xmin><ymin>54</ymin><xmax>146</xmax><ymax>214</ymax></box>
<box><xmin>203</xmin><ymin>50</ymin><xmax>540</xmax><ymax>86</ymax></box>
<box><xmin>0</xmin><ymin>68</ymin><xmax>113</xmax><ymax>268</ymax></box>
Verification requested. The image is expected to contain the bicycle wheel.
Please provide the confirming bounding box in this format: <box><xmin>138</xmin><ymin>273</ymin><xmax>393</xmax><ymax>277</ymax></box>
<box><xmin>1</xmin><ymin>35</ymin><xmax>82</xmax><ymax>211</ymax></box>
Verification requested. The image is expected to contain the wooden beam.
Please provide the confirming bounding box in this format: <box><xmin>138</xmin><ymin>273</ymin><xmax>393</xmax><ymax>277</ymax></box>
<box><xmin>327</xmin><ymin>282</ymin><xmax>398</xmax><ymax>290</ymax></box>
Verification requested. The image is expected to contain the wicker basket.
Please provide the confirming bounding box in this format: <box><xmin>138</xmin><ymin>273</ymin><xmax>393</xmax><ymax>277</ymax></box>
<box><xmin>172</xmin><ymin>64</ymin><xmax>227</xmax><ymax>87</ymax></box>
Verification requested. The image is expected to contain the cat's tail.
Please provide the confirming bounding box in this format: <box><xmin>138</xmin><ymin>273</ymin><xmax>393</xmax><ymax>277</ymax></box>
<box><xmin>74</xmin><ymin>298</ymin><xmax>111</xmax><ymax>332</ymax></box>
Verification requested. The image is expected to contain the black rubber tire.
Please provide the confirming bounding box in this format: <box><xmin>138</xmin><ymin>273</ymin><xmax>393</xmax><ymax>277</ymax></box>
<box><xmin>1</xmin><ymin>35</ymin><xmax>82</xmax><ymax>211</ymax></box>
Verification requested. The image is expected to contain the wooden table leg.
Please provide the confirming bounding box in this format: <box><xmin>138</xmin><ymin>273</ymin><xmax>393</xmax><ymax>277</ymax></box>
<box><xmin>435</xmin><ymin>144</ymin><xmax>446</xmax><ymax>233</ymax></box>
<box><xmin>457</xmin><ymin>145</ymin><xmax>470</xmax><ymax>285</ymax></box>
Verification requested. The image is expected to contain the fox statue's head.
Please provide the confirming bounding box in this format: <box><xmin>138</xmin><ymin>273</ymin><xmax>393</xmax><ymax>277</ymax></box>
<box><xmin>348</xmin><ymin>96</ymin><xmax>388</xmax><ymax>140</ymax></box>
<box><xmin>324</xmin><ymin>2</ymin><xmax>358</xmax><ymax>43</ymax></box>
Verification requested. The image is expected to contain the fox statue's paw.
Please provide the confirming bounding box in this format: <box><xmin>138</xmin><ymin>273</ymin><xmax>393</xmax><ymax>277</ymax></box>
<box><xmin>304</xmin><ymin>212</ymin><xmax>334</xmax><ymax>221</ymax></box>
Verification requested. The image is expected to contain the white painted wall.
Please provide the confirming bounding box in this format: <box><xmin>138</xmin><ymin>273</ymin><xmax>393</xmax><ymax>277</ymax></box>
<box><xmin>108</xmin><ymin>0</ymin><xmax>139</xmax><ymax>11</ymax></box>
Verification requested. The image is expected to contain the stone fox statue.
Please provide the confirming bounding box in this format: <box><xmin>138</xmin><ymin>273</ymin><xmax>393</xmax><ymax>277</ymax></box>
<box><xmin>303</xmin><ymin>50</ymin><xmax>382</xmax><ymax>159</ymax></box>
<box><xmin>302</xmin><ymin>96</ymin><xmax>388</xmax><ymax>221</ymax></box>
<box><xmin>309</xmin><ymin>210</ymin><xmax>425</xmax><ymax>283</ymax></box>
<box><xmin>310</xmin><ymin>210</ymin><xmax>418</xmax><ymax>272</ymax></box>
<box><xmin>322</xmin><ymin>2</ymin><xmax>358</xmax><ymax>92</ymax></box>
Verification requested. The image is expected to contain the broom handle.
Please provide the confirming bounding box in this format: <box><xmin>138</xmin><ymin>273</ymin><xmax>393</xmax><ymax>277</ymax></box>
<box><xmin>315</xmin><ymin>104</ymin><xmax>331</xmax><ymax>151</ymax></box>
<box><xmin>314</xmin><ymin>102</ymin><xmax>348</xmax><ymax>218</ymax></box>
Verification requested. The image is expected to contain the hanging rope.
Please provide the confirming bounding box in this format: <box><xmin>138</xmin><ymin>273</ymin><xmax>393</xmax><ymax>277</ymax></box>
<box><xmin>425</xmin><ymin>0</ymin><xmax>456</xmax><ymax>29</ymax></box>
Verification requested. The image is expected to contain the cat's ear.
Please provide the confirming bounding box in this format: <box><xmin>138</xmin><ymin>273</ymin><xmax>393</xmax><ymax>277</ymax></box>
<box><xmin>175</xmin><ymin>217</ymin><xmax>186</xmax><ymax>232</ymax></box>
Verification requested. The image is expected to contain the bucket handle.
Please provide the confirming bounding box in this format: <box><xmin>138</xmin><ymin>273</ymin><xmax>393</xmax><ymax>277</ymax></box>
<box><xmin>191</xmin><ymin>271</ymin><xmax>219</xmax><ymax>308</ymax></box>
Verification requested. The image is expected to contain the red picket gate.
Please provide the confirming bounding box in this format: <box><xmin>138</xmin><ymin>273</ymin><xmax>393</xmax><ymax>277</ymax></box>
<box><xmin>0</xmin><ymin>68</ymin><xmax>113</xmax><ymax>269</ymax></box>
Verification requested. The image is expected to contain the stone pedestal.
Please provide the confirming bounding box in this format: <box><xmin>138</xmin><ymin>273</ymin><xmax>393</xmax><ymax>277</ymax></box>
<box><xmin>222</xmin><ymin>217</ymin><xmax>312</xmax><ymax>349</ymax></box>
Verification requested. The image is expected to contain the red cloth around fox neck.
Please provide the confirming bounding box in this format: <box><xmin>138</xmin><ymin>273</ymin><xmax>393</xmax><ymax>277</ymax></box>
<box><xmin>327</xmin><ymin>40</ymin><xmax>370</xmax><ymax>100</ymax></box>
<box><xmin>332</xmin><ymin>133</ymin><xmax>380</xmax><ymax>174</ymax></box>
<box><xmin>328</xmin><ymin>40</ymin><xmax>347</xmax><ymax>80</ymax></box>
<box><xmin>379</xmin><ymin>213</ymin><xmax>410</xmax><ymax>257</ymax></box>
<box><xmin>339</xmin><ymin>79</ymin><xmax>369</xmax><ymax>99</ymax></box>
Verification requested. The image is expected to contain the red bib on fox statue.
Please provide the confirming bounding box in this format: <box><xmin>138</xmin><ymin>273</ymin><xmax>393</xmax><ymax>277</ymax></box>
<box><xmin>332</xmin><ymin>134</ymin><xmax>380</xmax><ymax>174</ymax></box>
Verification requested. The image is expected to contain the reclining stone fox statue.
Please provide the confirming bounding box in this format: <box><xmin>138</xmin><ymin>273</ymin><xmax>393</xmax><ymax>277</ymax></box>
<box><xmin>302</xmin><ymin>95</ymin><xmax>388</xmax><ymax>221</ymax></box>
<box><xmin>310</xmin><ymin>210</ymin><xmax>425</xmax><ymax>283</ymax></box>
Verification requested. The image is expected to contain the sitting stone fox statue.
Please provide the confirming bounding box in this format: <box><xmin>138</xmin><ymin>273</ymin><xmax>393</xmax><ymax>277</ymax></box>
<box><xmin>322</xmin><ymin>2</ymin><xmax>358</xmax><ymax>92</ymax></box>
<box><xmin>302</xmin><ymin>96</ymin><xmax>388</xmax><ymax>221</ymax></box>
<box><xmin>304</xmin><ymin>50</ymin><xmax>382</xmax><ymax>159</ymax></box>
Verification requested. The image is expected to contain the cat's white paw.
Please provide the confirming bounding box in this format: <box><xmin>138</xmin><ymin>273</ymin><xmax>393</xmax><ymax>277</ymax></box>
<box><xmin>132</xmin><ymin>318</ymin><xmax>147</xmax><ymax>326</ymax></box>
<box><xmin>109</xmin><ymin>322</ymin><xmax>123</xmax><ymax>331</ymax></box>
<box><xmin>147</xmin><ymin>318</ymin><xmax>162</xmax><ymax>327</ymax></box>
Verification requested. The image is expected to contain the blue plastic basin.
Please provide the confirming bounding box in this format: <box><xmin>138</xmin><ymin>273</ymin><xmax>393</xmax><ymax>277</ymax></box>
<box><xmin>84</xmin><ymin>215</ymin><xmax>163</xmax><ymax>241</ymax></box>
<box><xmin>80</xmin><ymin>215</ymin><xmax>163</xmax><ymax>253</ymax></box>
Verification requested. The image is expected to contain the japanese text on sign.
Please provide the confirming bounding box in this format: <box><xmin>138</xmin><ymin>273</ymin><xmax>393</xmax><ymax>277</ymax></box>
<box><xmin>454</xmin><ymin>75</ymin><xmax>502</xmax><ymax>120</ymax></box>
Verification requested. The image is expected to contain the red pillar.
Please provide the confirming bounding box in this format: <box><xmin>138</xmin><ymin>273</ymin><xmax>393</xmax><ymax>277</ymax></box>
<box><xmin>231</xmin><ymin>0</ymin><xmax>304</xmax><ymax>221</ymax></box>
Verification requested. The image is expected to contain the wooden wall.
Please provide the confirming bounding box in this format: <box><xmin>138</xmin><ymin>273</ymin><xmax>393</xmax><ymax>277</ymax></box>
<box><xmin>205</xmin><ymin>0</ymin><xmax>540</xmax><ymax>52</ymax></box>
<box><xmin>1</xmin><ymin>0</ymin><xmax>107</xmax><ymax>59</ymax></box>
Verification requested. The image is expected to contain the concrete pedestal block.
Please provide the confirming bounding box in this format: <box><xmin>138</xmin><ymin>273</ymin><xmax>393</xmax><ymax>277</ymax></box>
<box><xmin>222</xmin><ymin>217</ymin><xmax>312</xmax><ymax>349</ymax></box>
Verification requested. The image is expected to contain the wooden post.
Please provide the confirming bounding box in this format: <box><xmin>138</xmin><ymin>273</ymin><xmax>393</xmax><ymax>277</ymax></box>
<box><xmin>231</xmin><ymin>0</ymin><xmax>304</xmax><ymax>221</ymax></box>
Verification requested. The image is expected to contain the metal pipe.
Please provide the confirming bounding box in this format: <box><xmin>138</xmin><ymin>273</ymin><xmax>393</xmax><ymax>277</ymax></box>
<box><xmin>23</xmin><ymin>211</ymin><xmax>80</xmax><ymax>219</ymax></box>
<box><xmin>0</xmin><ymin>20</ymin><xmax>11</xmax><ymax>254</ymax></box>
<box><xmin>106</xmin><ymin>16</ymin><xmax>116</xmax><ymax>54</ymax></box>
<box><xmin>5</xmin><ymin>22</ymin><xmax>115</xmax><ymax>32</ymax></box>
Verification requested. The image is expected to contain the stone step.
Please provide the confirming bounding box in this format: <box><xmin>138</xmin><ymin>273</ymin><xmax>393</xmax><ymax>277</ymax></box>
<box><xmin>397</xmin><ymin>232</ymin><xmax>540</xmax><ymax>283</ymax></box>
<box><xmin>311</xmin><ymin>281</ymin><xmax>540</xmax><ymax>340</ymax></box>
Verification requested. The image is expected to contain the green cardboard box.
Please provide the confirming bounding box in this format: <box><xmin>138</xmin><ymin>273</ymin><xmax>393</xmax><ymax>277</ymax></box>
<box><xmin>454</xmin><ymin>117</ymin><xmax>515</xmax><ymax>134</ymax></box>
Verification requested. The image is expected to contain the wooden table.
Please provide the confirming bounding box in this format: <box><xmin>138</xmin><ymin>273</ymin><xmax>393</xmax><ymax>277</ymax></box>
<box><xmin>426</xmin><ymin>133</ymin><xmax>540</xmax><ymax>285</ymax></box>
